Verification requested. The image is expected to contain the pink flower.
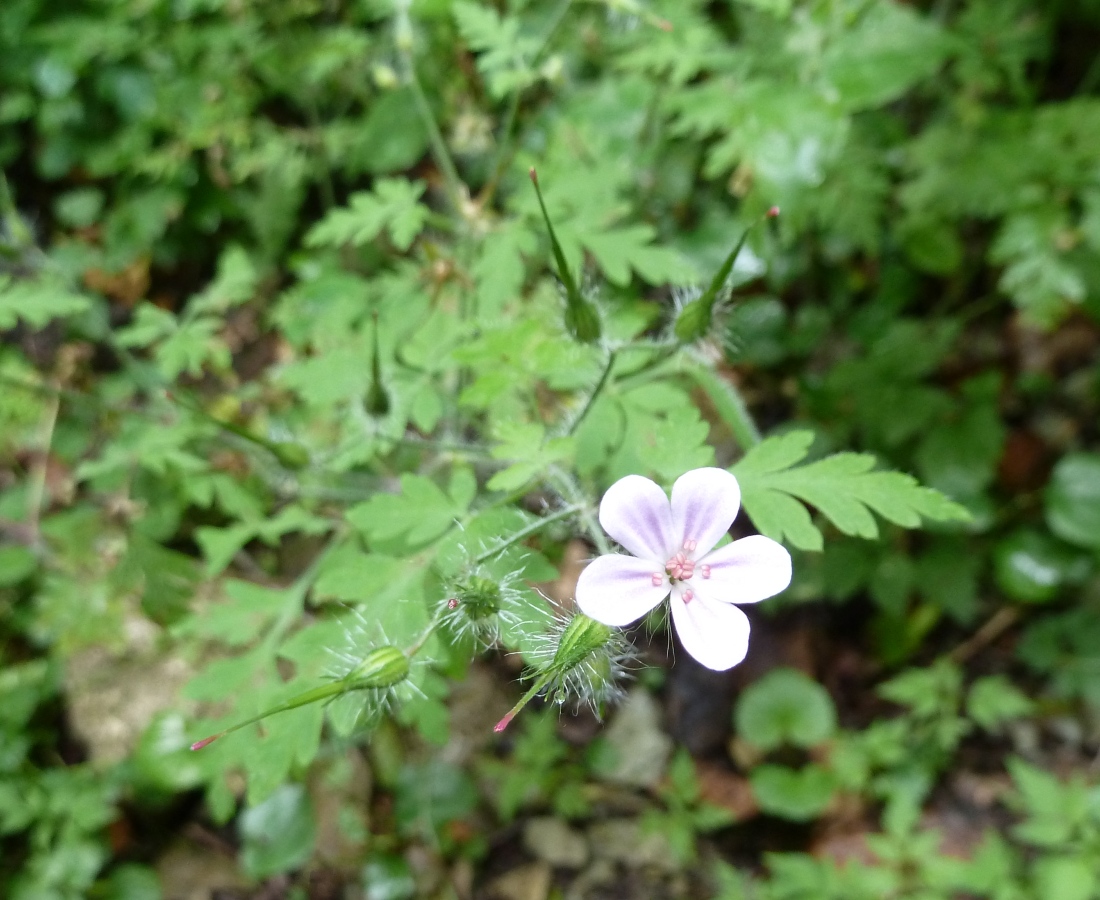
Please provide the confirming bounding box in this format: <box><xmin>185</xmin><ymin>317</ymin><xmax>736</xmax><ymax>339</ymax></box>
<box><xmin>575</xmin><ymin>468</ymin><xmax>792</xmax><ymax>671</ymax></box>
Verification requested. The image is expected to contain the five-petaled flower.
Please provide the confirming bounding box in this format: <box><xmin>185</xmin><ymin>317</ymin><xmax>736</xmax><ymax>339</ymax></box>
<box><xmin>575</xmin><ymin>468</ymin><xmax>792</xmax><ymax>671</ymax></box>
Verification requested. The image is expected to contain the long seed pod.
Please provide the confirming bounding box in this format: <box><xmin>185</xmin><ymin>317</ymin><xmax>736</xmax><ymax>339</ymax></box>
<box><xmin>530</xmin><ymin>169</ymin><xmax>601</xmax><ymax>344</ymax></box>
<box><xmin>191</xmin><ymin>645</ymin><xmax>409</xmax><ymax>750</ymax></box>
<box><xmin>673</xmin><ymin>206</ymin><xmax>779</xmax><ymax>343</ymax></box>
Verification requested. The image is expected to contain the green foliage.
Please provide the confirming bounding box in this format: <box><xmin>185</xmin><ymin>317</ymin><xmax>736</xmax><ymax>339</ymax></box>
<box><xmin>643</xmin><ymin>749</ymin><xmax>734</xmax><ymax>863</ymax></box>
<box><xmin>735</xmin><ymin>668</ymin><xmax>837</xmax><ymax>752</ymax></box>
<box><xmin>733</xmin><ymin>431</ymin><xmax>971</xmax><ymax>551</ymax></box>
<box><xmin>305</xmin><ymin>179</ymin><xmax>430</xmax><ymax>251</ymax></box>
<box><xmin>1</xmin><ymin>0</ymin><xmax>1098</xmax><ymax>893</ymax></box>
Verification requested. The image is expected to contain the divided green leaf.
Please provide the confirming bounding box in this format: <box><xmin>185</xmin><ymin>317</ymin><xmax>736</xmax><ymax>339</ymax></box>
<box><xmin>733</xmin><ymin>430</ymin><xmax>972</xmax><ymax>551</ymax></box>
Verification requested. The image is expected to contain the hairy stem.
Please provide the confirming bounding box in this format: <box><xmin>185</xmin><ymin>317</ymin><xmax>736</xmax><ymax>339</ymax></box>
<box><xmin>473</xmin><ymin>502</ymin><xmax>587</xmax><ymax>565</ymax></box>
<box><xmin>394</xmin><ymin>4</ymin><xmax>466</xmax><ymax>214</ymax></box>
<box><xmin>686</xmin><ymin>362</ymin><xmax>761</xmax><ymax>449</ymax></box>
<box><xmin>567</xmin><ymin>348</ymin><xmax>617</xmax><ymax>436</ymax></box>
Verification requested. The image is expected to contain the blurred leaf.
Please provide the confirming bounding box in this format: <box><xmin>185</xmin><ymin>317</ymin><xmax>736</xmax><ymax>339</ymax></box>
<box><xmin>305</xmin><ymin>179</ymin><xmax>429</xmax><ymax>251</ymax></box>
<box><xmin>967</xmin><ymin>676</ymin><xmax>1035</xmax><ymax>731</ymax></box>
<box><xmin>735</xmin><ymin>668</ymin><xmax>837</xmax><ymax>751</ymax></box>
<box><xmin>750</xmin><ymin>764</ymin><xmax>835</xmax><ymax>821</ymax></box>
<box><xmin>1045</xmin><ymin>453</ymin><xmax>1100</xmax><ymax>550</ymax></box>
<box><xmin>0</xmin><ymin>276</ymin><xmax>90</xmax><ymax>329</ymax></box>
<box><xmin>239</xmin><ymin>783</ymin><xmax>316</xmax><ymax>880</ymax></box>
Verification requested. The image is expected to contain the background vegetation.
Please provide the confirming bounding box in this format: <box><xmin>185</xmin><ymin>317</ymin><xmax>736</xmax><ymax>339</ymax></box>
<box><xmin>2</xmin><ymin>0</ymin><xmax>1100</xmax><ymax>897</ymax></box>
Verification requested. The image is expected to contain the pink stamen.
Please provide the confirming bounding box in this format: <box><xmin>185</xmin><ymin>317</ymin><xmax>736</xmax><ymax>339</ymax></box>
<box><xmin>447</xmin><ymin>598</ymin><xmax>459</xmax><ymax>609</ymax></box>
<box><xmin>665</xmin><ymin>552</ymin><xmax>695</xmax><ymax>581</ymax></box>
<box><xmin>683</xmin><ymin>589</ymin><xmax>694</xmax><ymax>604</ymax></box>
<box><xmin>701</xmin><ymin>565</ymin><xmax>711</xmax><ymax>580</ymax></box>
<box><xmin>651</xmin><ymin>572</ymin><xmax>663</xmax><ymax>587</ymax></box>
<box><xmin>683</xmin><ymin>539</ymin><xmax>697</xmax><ymax>553</ymax></box>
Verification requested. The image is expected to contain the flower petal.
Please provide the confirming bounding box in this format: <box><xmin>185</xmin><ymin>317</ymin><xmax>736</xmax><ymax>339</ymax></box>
<box><xmin>575</xmin><ymin>553</ymin><xmax>670</xmax><ymax>627</ymax></box>
<box><xmin>670</xmin><ymin>587</ymin><xmax>751</xmax><ymax>671</ymax></box>
<box><xmin>695</xmin><ymin>535</ymin><xmax>792</xmax><ymax>605</ymax></box>
<box><xmin>599</xmin><ymin>474</ymin><xmax>675</xmax><ymax>562</ymax></box>
<box><xmin>670</xmin><ymin>467</ymin><xmax>741</xmax><ymax>557</ymax></box>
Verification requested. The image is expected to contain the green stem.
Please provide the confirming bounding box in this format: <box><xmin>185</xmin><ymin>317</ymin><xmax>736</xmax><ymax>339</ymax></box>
<box><xmin>472</xmin><ymin>502</ymin><xmax>586</xmax><ymax>565</ymax></box>
<box><xmin>405</xmin><ymin>602</ymin><xmax>449</xmax><ymax>658</ymax></box>
<box><xmin>395</xmin><ymin>7</ymin><xmax>465</xmax><ymax>213</ymax></box>
<box><xmin>190</xmin><ymin>680</ymin><xmax>347</xmax><ymax>750</ymax></box>
<box><xmin>546</xmin><ymin>467</ymin><xmax>608</xmax><ymax>554</ymax></box>
<box><xmin>494</xmin><ymin>670</ymin><xmax>553</xmax><ymax>732</ymax></box>
<box><xmin>686</xmin><ymin>362</ymin><xmax>761</xmax><ymax>449</ymax></box>
<box><xmin>567</xmin><ymin>347</ymin><xmax>617</xmax><ymax>436</ymax></box>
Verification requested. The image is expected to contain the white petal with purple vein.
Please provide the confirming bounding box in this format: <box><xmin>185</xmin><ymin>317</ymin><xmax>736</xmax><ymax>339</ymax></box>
<box><xmin>670</xmin><ymin>468</ymin><xmax>741</xmax><ymax>558</ymax></box>
<box><xmin>575</xmin><ymin>553</ymin><xmax>671</xmax><ymax>627</ymax></box>
<box><xmin>599</xmin><ymin>474</ymin><xmax>674</xmax><ymax>562</ymax></box>
<box><xmin>670</xmin><ymin>588</ymin><xmax>751</xmax><ymax>671</ymax></box>
<box><xmin>695</xmin><ymin>535</ymin><xmax>792</xmax><ymax>605</ymax></box>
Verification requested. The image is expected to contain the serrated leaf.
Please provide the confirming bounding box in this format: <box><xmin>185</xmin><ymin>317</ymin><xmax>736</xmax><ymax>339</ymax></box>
<box><xmin>822</xmin><ymin>2</ymin><xmax>948</xmax><ymax>111</ymax></box>
<box><xmin>453</xmin><ymin>1</ymin><xmax>538</xmax><ymax>98</ymax></box>
<box><xmin>347</xmin><ymin>472</ymin><xmax>472</xmax><ymax>547</ymax></box>
<box><xmin>574</xmin><ymin>224</ymin><xmax>695</xmax><ymax>286</ymax></box>
<box><xmin>733</xmin><ymin>430</ymin><xmax>971</xmax><ymax>551</ymax></box>
<box><xmin>0</xmin><ymin>275</ymin><xmax>90</xmax><ymax>329</ymax></box>
<box><xmin>304</xmin><ymin>178</ymin><xmax>428</xmax><ymax>250</ymax></box>
<box><xmin>189</xmin><ymin>245</ymin><xmax>258</xmax><ymax>315</ymax></box>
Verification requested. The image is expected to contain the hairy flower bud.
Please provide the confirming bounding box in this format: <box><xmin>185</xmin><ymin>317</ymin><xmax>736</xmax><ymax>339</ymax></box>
<box><xmin>673</xmin><ymin>210</ymin><xmax>775</xmax><ymax>343</ymax></box>
<box><xmin>494</xmin><ymin>613</ymin><xmax>633</xmax><ymax>733</ymax></box>
<box><xmin>271</xmin><ymin>441</ymin><xmax>311</xmax><ymax>470</ymax></box>
<box><xmin>344</xmin><ymin>645</ymin><xmax>409</xmax><ymax>690</ymax></box>
<box><xmin>550</xmin><ymin>614</ymin><xmax>612</xmax><ymax>673</ymax></box>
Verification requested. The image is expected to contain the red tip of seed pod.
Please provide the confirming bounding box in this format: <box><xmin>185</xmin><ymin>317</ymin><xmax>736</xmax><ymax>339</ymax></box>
<box><xmin>656</xmin><ymin>18</ymin><xmax>673</xmax><ymax>32</ymax></box>
<box><xmin>767</xmin><ymin>205</ymin><xmax>780</xmax><ymax>218</ymax></box>
<box><xmin>493</xmin><ymin>712</ymin><xmax>515</xmax><ymax>733</ymax></box>
<box><xmin>190</xmin><ymin>735</ymin><xmax>221</xmax><ymax>751</ymax></box>
<box><xmin>528</xmin><ymin>167</ymin><xmax>538</xmax><ymax>184</ymax></box>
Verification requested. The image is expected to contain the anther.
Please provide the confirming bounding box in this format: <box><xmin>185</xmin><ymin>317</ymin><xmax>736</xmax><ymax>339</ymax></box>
<box><xmin>651</xmin><ymin>572</ymin><xmax>663</xmax><ymax>587</ymax></box>
<box><xmin>683</xmin><ymin>539</ymin><xmax>697</xmax><ymax>552</ymax></box>
<box><xmin>701</xmin><ymin>565</ymin><xmax>711</xmax><ymax>580</ymax></box>
<box><xmin>683</xmin><ymin>589</ymin><xmax>694</xmax><ymax>604</ymax></box>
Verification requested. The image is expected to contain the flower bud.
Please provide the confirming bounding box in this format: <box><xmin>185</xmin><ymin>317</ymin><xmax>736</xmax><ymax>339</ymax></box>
<box><xmin>674</xmin><ymin>213</ymin><xmax>770</xmax><ymax>343</ymax></box>
<box><xmin>345</xmin><ymin>645</ymin><xmax>409</xmax><ymax>690</ymax></box>
<box><xmin>453</xmin><ymin>574</ymin><xmax>503</xmax><ymax>621</ymax></box>
<box><xmin>550</xmin><ymin>614</ymin><xmax>612</xmax><ymax>673</ymax></box>
<box><xmin>494</xmin><ymin>613</ymin><xmax>631</xmax><ymax>732</ymax></box>
<box><xmin>365</xmin><ymin>312</ymin><xmax>391</xmax><ymax>416</ymax></box>
<box><xmin>529</xmin><ymin>169</ymin><xmax>601</xmax><ymax>344</ymax></box>
<box><xmin>271</xmin><ymin>441</ymin><xmax>310</xmax><ymax>470</ymax></box>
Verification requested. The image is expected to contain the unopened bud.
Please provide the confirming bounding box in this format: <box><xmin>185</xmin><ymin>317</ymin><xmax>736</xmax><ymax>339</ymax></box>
<box><xmin>272</xmin><ymin>442</ymin><xmax>310</xmax><ymax>470</ymax></box>
<box><xmin>674</xmin><ymin>211</ymin><xmax>772</xmax><ymax>343</ymax></box>
<box><xmin>345</xmin><ymin>645</ymin><xmax>409</xmax><ymax>690</ymax></box>
<box><xmin>529</xmin><ymin>169</ymin><xmax>601</xmax><ymax>344</ymax></box>
<box><xmin>366</xmin><ymin>312</ymin><xmax>391</xmax><ymax>416</ymax></box>
<box><xmin>551</xmin><ymin>614</ymin><xmax>612</xmax><ymax>673</ymax></box>
<box><xmin>453</xmin><ymin>575</ymin><xmax>502</xmax><ymax>620</ymax></box>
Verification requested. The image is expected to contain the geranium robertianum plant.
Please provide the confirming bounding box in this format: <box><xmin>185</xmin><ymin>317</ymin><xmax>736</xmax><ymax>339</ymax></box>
<box><xmin>188</xmin><ymin>175</ymin><xmax>968</xmax><ymax>756</ymax></box>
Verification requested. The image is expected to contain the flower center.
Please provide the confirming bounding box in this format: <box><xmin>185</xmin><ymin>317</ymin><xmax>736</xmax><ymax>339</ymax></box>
<box><xmin>664</xmin><ymin>539</ymin><xmax>706</xmax><ymax>584</ymax></box>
